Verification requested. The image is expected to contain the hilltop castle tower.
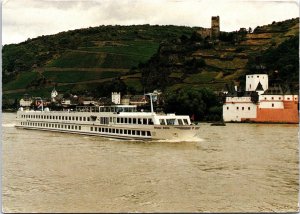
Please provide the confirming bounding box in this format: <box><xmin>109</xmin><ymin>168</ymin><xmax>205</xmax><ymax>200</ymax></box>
<box><xmin>211</xmin><ymin>16</ymin><xmax>220</xmax><ymax>39</ymax></box>
<box><xmin>197</xmin><ymin>16</ymin><xmax>220</xmax><ymax>40</ymax></box>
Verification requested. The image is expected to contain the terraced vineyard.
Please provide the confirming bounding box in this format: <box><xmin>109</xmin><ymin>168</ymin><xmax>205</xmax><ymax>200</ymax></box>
<box><xmin>3</xmin><ymin>18</ymin><xmax>299</xmax><ymax>101</ymax></box>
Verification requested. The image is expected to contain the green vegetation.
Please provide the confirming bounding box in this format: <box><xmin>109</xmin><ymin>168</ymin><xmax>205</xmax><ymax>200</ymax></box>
<box><xmin>164</xmin><ymin>87</ymin><xmax>222</xmax><ymax>121</ymax></box>
<box><xmin>122</xmin><ymin>78</ymin><xmax>143</xmax><ymax>93</ymax></box>
<box><xmin>184</xmin><ymin>72</ymin><xmax>219</xmax><ymax>84</ymax></box>
<box><xmin>48</xmin><ymin>51</ymin><xmax>105</xmax><ymax>68</ymax></box>
<box><xmin>43</xmin><ymin>70</ymin><xmax>124</xmax><ymax>83</ymax></box>
<box><xmin>246</xmin><ymin>34</ymin><xmax>299</xmax><ymax>85</ymax></box>
<box><xmin>3</xmin><ymin>71</ymin><xmax>39</xmax><ymax>90</ymax></box>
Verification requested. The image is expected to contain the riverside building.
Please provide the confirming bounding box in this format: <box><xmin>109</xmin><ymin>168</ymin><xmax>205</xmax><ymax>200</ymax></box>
<box><xmin>223</xmin><ymin>74</ymin><xmax>298</xmax><ymax>123</ymax></box>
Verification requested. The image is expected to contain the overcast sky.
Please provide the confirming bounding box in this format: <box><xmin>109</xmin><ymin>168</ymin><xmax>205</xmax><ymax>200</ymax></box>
<box><xmin>2</xmin><ymin>0</ymin><xmax>299</xmax><ymax>45</ymax></box>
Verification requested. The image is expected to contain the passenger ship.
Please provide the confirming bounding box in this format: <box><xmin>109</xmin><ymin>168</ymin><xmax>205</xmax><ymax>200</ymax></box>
<box><xmin>16</xmin><ymin>97</ymin><xmax>200</xmax><ymax>140</ymax></box>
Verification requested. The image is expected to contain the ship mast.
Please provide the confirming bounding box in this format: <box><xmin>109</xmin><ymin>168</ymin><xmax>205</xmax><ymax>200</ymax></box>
<box><xmin>145</xmin><ymin>93</ymin><xmax>154</xmax><ymax>113</ymax></box>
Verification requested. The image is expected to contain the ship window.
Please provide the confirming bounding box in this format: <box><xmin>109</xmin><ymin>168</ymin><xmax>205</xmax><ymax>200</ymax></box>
<box><xmin>159</xmin><ymin>119</ymin><xmax>166</xmax><ymax>125</ymax></box>
<box><xmin>148</xmin><ymin>119</ymin><xmax>153</xmax><ymax>125</ymax></box>
<box><xmin>90</xmin><ymin>127</ymin><xmax>93</xmax><ymax>131</ymax></box>
<box><xmin>236</xmin><ymin>107</ymin><xmax>239</xmax><ymax>110</ymax></box>
<box><xmin>120</xmin><ymin>129</ymin><xmax>123</xmax><ymax>134</ymax></box>
<box><xmin>287</xmin><ymin>97</ymin><xmax>290</xmax><ymax>100</ymax></box>
<box><xmin>183</xmin><ymin>119</ymin><xmax>189</xmax><ymax>125</ymax></box>
<box><xmin>178</xmin><ymin>119</ymin><xmax>183</xmax><ymax>125</ymax></box>
<box><xmin>124</xmin><ymin>118</ymin><xmax>128</xmax><ymax>123</ymax></box>
<box><xmin>116</xmin><ymin>129</ymin><xmax>119</xmax><ymax>134</ymax></box>
<box><xmin>79</xmin><ymin>117</ymin><xmax>82</xmax><ymax>121</ymax></box>
<box><xmin>83</xmin><ymin>117</ymin><xmax>86</xmax><ymax>121</ymax></box>
<box><xmin>124</xmin><ymin>130</ymin><xmax>128</xmax><ymax>134</ymax></box>
<box><xmin>141</xmin><ymin>131</ymin><xmax>146</xmax><ymax>136</ymax></box>
<box><xmin>105</xmin><ymin>128</ymin><xmax>108</xmax><ymax>133</ymax></box>
<box><xmin>272</xmin><ymin>103</ymin><xmax>274</xmax><ymax>107</ymax></box>
<box><xmin>132</xmin><ymin>130</ymin><xmax>136</xmax><ymax>135</ymax></box>
<box><xmin>71</xmin><ymin>125</ymin><xmax>74</xmax><ymax>129</ymax></box>
<box><xmin>248</xmin><ymin>107</ymin><xmax>250</xmax><ymax>110</ymax></box>
<box><xmin>116</xmin><ymin>118</ymin><xmax>120</xmax><ymax>123</ymax></box>
<box><xmin>295</xmin><ymin>97</ymin><xmax>297</xmax><ymax>100</ymax></box>
<box><xmin>79</xmin><ymin>126</ymin><xmax>81</xmax><ymax>130</ymax></box>
<box><xmin>129</xmin><ymin>118</ymin><xmax>132</xmax><ymax>124</ymax></box>
<box><xmin>133</xmin><ymin>118</ymin><xmax>137</xmax><ymax>124</ymax></box>
<box><xmin>227</xmin><ymin>107</ymin><xmax>229</xmax><ymax>110</ymax></box>
<box><xmin>121</xmin><ymin>118</ymin><xmax>124</xmax><ymax>123</ymax></box>
<box><xmin>137</xmin><ymin>130</ymin><xmax>140</xmax><ymax>135</ymax></box>
<box><xmin>166</xmin><ymin>119</ymin><xmax>175</xmax><ymax>125</ymax></box>
<box><xmin>242</xmin><ymin>107</ymin><xmax>244</xmax><ymax>110</ymax></box>
<box><xmin>112</xmin><ymin>129</ymin><xmax>115</xmax><ymax>133</ymax></box>
<box><xmin>99</xmin><ymin>128</ymin><xmax>101</xmax><ymax>132</ymax></box>
<box><xmin>143</xmin><ymin>119</ymin><xmax>147</xmax><ymax>124</ymax></box>
<box><xmin>138</xmin><ymin>119</ymin><xmax>142</xmax><ymax>124</ymax></box>
<box><xmin>76</xmin><ymin>117</ymin><xmax>78</xmax><ymax>121</ymax></box>
<box><xmin>128</xmin><ymin>130</ymin><xmax>132</xmax><ymax>135</ymax></box>
<box><xmin>279</xmin><ymin>97</ymin><xmax>281</xmax><ymax>100</ymax></box>
<box><xmin>109</xmin><ymin>128</ymin><xmax>112</xmax><ymax>133</ymax></box>
<box><xmin>272</xmin><ymin>97</ymin><xmax>274</xmax><ymax>100</ymax></box>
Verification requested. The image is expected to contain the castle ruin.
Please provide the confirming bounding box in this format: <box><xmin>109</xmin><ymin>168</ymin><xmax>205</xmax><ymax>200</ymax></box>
<box><xmin>197</xmin><ymin>16</ymin><xmax>220</xmax><ymax>40</ymax></box>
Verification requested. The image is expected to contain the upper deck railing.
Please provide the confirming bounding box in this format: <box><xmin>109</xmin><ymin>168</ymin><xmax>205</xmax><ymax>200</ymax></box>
<box><xmin>75</xmin><ymin>105</ymin><xmax>137</xmax><ymax>113</ymax></box>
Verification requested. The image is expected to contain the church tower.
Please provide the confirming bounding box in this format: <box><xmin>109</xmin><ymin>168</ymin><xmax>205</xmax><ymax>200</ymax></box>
<box><xmin>51</xmin><ymin>87</ymin><xmax>58</xmax><ymax>102</ymax></box>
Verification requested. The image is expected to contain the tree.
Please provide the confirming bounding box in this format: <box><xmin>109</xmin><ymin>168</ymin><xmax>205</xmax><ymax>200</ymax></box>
<box><xmin>164</xmin><ymin>88</ymin><xmax>222</xmax><ymax>121</ymax></box>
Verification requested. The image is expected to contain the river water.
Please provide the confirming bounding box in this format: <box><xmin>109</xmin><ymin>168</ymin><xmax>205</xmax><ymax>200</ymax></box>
<box><xmin>2</xmin><ymin>113</ymin><xmax>299</xmax><ymax>212</ymax></box>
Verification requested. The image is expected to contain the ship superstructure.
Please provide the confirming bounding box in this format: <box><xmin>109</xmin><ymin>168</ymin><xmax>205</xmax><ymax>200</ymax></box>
<box><xmin>16</xmin><ymin>94</ymin><xmax>200</xmax><ymax>140</ymax></box>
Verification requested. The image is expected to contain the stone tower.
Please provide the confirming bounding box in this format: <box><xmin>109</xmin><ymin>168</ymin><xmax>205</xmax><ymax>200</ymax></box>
<box><xmin>211</xmin><ymin>16</ymin><xmax>220</xmax><ymax>39</ymax></box>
